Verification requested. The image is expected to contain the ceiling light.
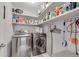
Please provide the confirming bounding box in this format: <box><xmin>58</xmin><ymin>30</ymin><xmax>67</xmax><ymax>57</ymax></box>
<box><xmin>31</xmin><ymin>2</ymin><xmax>36</xmax><ymax>4</ymax></box>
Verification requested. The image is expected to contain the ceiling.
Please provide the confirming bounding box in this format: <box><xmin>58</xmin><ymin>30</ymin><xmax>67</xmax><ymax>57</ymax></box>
<box><xmin>12</xmin><ymin>2</ymin><xmax>43</xmax><ymax>17</ymax></box>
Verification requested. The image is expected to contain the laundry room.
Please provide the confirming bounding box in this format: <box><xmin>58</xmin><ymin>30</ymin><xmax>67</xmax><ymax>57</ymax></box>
<box><xmin>0</xmin><ymin>2</ymin><xmax>79</xmax><ymax>57</ymax></box>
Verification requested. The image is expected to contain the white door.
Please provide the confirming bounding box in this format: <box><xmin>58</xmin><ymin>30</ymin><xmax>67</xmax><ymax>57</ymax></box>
<box><xmin>0</xmin><ymin>3</ymin><xmax>5</xmax><ymax>43</ymax></box>
<box><xmin>0</xmin><ymin>2</ymin><xmax>13</xmax><ymax>57</ymax></box>
<box><xmin>3</xmin><ymin>2</ymin><xmax>13</xmax><ymax>43</ymax></box>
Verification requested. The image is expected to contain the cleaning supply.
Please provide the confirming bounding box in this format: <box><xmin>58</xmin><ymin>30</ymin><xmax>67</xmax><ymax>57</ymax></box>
<box><xmin>71</xmin><ymin>37</ymin><xmax>78</xmax><ymax>45</ymax></box>
<box><xmin>14</xmin><ymin>9</ymin><xmax>23</xmax><ymax>14</ymax></box>
<box><xmin>48</xmin><ymin>12</ymin><xmax>50</xmax><ymax>19</ymax></box>
<box><xmin>55</xmin><ymin>6</ymin><xmax>63</xmax><ymax>16</ymax></box>
<box><xmin>77</xmin><ymin>2</ymin><xmax>79</xmax><ymax>7</ymax></box>
<box><xmin>62</xmin><ymin>21</ymin><xmax>67</xmax><ymax>47</ymax></box>
<box><xmin>69</xmin><ymin>18</ymin><xmax>73</xmax><ymax>41</ymax></box>
<box><xmin>63</xmin><ymin>2</ymin><xmax>70</xmax><ymax>11</ymax></box>
<box><xmin>69</xmin><ymin>2</ymin><xmax>77</xmax><ymax>10</ymax></box>
<box><xmin>50</xmin><ymin>11</ymin><xmax>55</xmax><ymax>18</ymax></box>
<box><xmin>17</xmin><ymin>16</ymin><xmax>26</xmax><ymax>24</ymax></box>
<box><xmin>55</xmin><ymin>7</ymin><xmax>60</xmax><ymax>15</ymax></box>
<box><xmin>12</xmin><ymin>15</ymin><xmax>16</xmax><ymax>23</ymax></box>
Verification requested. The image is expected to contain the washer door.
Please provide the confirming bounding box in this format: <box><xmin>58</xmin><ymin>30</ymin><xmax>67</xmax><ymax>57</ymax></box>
<box><xmin>36</xmin><ymin>38</ymin><xmax>45</xmax><ymax>48</ymax></box>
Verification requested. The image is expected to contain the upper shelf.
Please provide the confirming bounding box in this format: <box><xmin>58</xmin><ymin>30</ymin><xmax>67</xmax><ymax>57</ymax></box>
<box><xmin>12</xmin><ymin>3</ymin><xmax>79</xmax><ymax>26</ymax></box>
<box><xmin>12</xmin><ymin>7</ymin><xmax>79</xmax><ymax>26</ymax></box>
<box><xmin>12</xmin><ymin>13</ymin><xmax>38</xmax><ymax>20</ymax></box>
<box><xmin>38</xmin><ymin>2</ymin><xmax>66</xmax><ymax>19</ymax></box>
<box><xmin>37</xmin><ymin>7</ymin><xmax>79</xmax><ymax>26</ymax></box>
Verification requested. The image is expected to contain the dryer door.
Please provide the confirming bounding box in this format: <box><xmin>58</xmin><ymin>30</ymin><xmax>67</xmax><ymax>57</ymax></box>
<box><xmin>32</xmin><ymin>33</ymin><xmax>46</xmax><ymax>56</ymax></box>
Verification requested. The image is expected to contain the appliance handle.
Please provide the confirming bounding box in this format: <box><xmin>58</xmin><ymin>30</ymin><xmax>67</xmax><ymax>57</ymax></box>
<box><xmin>3</xmin><ymin>5</ymin><xmax>5</xmax><ymax>19</ymax></box>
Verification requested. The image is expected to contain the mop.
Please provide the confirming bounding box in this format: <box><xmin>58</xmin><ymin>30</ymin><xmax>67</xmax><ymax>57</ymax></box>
<box><xmin>74</xmin><ymin>18</ymin><xmax>78</xmax><ymax>55</ymax></box>
<box><xmin>49</xmin><ymin>24</ymin><xmax>53</xmax><ymax>57</ymax></box>
<box><xmin>66</xmin><ymin>18</ymin><xmax>79</xmax><ymax>55</ymax></box>
<box><xmin>49</xmin><ymin>24</ymin><xmax>61</xmax><ymax>56</ymax></box>
<box><xmin>65</xmin><ymin>19</ymin><xmax>73</xmax><ymax>41</ymax></box>
<box><xmin>69</xmin><ymin>18</ymin><xmax>73</xmax><ymax>41</ymax></box>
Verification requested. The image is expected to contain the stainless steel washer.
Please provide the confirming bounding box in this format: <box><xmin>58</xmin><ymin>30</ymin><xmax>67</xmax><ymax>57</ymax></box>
<box><xmin>32</xmin><ymin>33</ymin><xmax>46</xmax><ymax>56</ymax></box>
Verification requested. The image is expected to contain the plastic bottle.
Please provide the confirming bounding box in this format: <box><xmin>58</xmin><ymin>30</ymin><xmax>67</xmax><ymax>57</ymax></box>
<box><xmin>12</xmin><ymin>15</ymin><xmax>16</xmax><ymax>23</ymax></box>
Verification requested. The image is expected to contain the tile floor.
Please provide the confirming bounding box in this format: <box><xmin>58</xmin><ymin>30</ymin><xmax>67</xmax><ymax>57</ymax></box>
<box><xmin>13</xmin><ymin>38</ymin><xmax>79</xmax><ymax>57</ymax></box>
<box><xmin>15</xmin><ymin>44</ymin><xmax>79</xmax><ymax>57</ymax></box>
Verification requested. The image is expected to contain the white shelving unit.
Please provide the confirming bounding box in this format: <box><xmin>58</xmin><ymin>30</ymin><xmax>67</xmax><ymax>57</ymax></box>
<box><xmin>12</xmin><ymin>3</ymin><xmax>79</xmax><ymax>26</ymax></box>
<box><xmin>12</xmin><ymin>7</ymin><xmax>79</xmax><ymax>26</ymax></box>
<box><xmin>12</xmin><ymin>22</ymin><xmax>38</xmax><ymax>26</ymax></box>
<box><xmin>38</xmin><ymin>7</ymin><xmax>79</xmax><ymax>25</ymax></box>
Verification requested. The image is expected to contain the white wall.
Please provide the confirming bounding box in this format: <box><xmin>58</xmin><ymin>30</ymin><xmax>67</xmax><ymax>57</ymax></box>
<box><xmin>42</xmin><ymin>19</ymin><xmax>68</xmax><ymax>56</ymax></box>
<box><xmin>13</xmin><ymin>25</ymin><xmax>42</xmax><ymax>33</ymax></box>
<box><xmin>12</xmin><ymin>6</ymin><xmax>38</xmax><ymax>17</ymax></box>
<box><xmin>0</xmin><ymin>41</ymin><xmax>11</xmax><ymax>57</ymax></box>
<box><xmin>3</xmin><ymin>2</ymin><xmax>13</xmax><ymax>43</ymax></box>
<box><xmin>52</xmin><ymin>20</ymin><xmax>68</xmax><ymax>54</ymax></box>
<box><xmin>42</xmin><ymin>12</ymin><xmax>79</xmax><ymax>56</ymax></box>
<box><xmin>0</xmin><ymin>3</ymin><xmax>5</xmax><ymax>46</ymax></box>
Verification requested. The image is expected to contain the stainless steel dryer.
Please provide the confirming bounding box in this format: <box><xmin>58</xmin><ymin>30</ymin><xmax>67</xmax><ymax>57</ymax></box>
<box><xmin>32</xmin><ymin>33</ymin><xmax>46</xmax><ymax>56</ymax></box>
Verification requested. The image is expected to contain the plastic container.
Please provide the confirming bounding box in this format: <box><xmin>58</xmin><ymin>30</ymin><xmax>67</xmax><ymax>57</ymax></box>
<box><xmin>12</xmin><ymin>15</ymin><xmax>17</xmax><ymax>23</ymax></box>
<box><xmin>69</xmin><ymin>2</ymin><xmax>77</xmax><ymax>10</ymax></box>
<box><xmin>17</xmin><ymin>16</ymin><xmax>26</xmax><ymax>24</ymax></box>
<box><xmin>55</xmin><ymin>6</ymin><xmax>64</xmax><ymax>16</ymax></box>
<box><xmin>34</xmin><ymin>20</ymin><xmax>38</xmax><ymax>25</ymax></box>
<box><xmin>77</xmin><ymin>2</ymin><xmax>79</xmax><ymax>7</ymax></box>
<box><xmin>50</xmin><ymin>11</ymin><xmax>56</xmax><ymax>18</ymax></box>
<box><xmin>62</xmin><ymin>2</ymin><xmax>70</xmax><ymax>12</ymax></box>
